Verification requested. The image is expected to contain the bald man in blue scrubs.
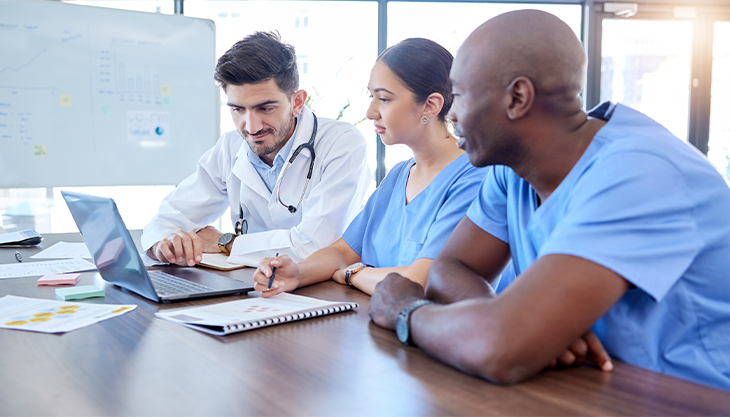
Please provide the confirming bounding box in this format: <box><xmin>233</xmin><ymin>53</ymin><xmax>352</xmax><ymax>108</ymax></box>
<box><xmin>368</xmin><ymin>10</ymin><xmax>730</xmax><ymax>391</ymax></box>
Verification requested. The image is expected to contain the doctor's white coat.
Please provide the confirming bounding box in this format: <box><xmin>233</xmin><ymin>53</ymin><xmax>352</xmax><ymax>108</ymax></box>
<box><xmin>141</xmin><ymin>107</ymin><xmax>371</xmax><ymax>266</ymax></box>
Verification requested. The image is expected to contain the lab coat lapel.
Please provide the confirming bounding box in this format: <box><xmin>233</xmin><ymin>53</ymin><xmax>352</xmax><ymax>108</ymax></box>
<box><xmin>231</xmin><ymin>143</ymin><xmax>271</xmax><ymax>200</ymax></box>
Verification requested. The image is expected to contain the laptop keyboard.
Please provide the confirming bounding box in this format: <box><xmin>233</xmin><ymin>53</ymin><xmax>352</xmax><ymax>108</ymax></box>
<box><xmin>148</xmin><ymin>270</ymin><xmax>215</xmax><ymax>296</ymax></box>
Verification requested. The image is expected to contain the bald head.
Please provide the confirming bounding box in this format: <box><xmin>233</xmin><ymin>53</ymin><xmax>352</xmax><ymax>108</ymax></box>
<box><xmin>448</xmin><ymin>10</ymin><xmax>593</xmax><ymax>169</ymax></box>
<box><xmin>456</xmin><ymin>10</ymin><xmax>586</xmax><ymax>112</ymax></box>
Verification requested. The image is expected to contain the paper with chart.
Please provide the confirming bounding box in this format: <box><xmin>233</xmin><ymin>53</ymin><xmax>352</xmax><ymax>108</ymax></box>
<box><xmin>0</xmin><ymin>258</ymin><xmax>96</xmax><ymax>279</ymax></box>
<box><xmin>30</xmin><ymin>242</ymin><xmax>92</xmax><ymax>259</ymax></box>
<box><xmin>0</xmin><ymin>295</ymin><xmax>135</xmax><ymax>333</ymax></box>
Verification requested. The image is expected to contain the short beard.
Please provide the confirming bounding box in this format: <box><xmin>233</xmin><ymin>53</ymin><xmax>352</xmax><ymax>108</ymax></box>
<box><xmin>244</xmin><ymin>114</ymin><xmax>295</xmax><ymax>158</ymax></box>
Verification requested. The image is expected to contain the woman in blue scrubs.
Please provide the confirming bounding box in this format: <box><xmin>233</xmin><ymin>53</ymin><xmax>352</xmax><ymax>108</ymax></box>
<box><xmin>253</xmin><ymin>38</ymin><xmax>489</xmax><ymax>296</ymax></box>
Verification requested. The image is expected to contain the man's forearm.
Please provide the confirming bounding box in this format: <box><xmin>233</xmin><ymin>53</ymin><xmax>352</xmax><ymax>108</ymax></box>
<box><xmin>426</xmin><ymin>256</ymin><xmax>496</xmax><ymax>304</ymax></box>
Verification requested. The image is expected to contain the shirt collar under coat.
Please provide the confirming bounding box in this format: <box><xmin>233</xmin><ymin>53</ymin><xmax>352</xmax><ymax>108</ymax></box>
<box><xmin>232</xmin><ymin>106</ymin><xmax>316</xmax><ymax>199</ymax></box>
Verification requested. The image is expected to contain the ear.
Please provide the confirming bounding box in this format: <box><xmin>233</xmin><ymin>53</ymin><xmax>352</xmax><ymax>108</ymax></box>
<box><xmin>505</xmin><ymin>76</ymin><xmax>534</xmax><ymax>120</ymax></box>
<box><xmin>422</xmin><ymin>92</ymin><xmax>445</xmax><ymax>120</ymax></box>
<box><xmin>291</xmin><ymin>89</ymin><xmax>308</xmax><ymax>117</ymax></box>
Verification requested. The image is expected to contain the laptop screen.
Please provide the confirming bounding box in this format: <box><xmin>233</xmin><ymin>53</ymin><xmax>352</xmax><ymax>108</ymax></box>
<box><xmin>61</xmin><ymin>191</ymin><xmax>159</xmax><ymax>301</ymax></box>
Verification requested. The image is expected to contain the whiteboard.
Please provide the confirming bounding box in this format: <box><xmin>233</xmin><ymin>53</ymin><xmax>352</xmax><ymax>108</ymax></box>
<box><xmin>0</xmin><ymin>0</ymin><xmax>218</xmax><ymax>187</ymax></box>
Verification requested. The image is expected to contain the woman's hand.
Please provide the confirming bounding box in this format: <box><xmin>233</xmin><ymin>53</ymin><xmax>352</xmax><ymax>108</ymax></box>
<box><xmin>253</xmin><ymin>255</ymin><xmax>302</xmax><ymax>298</ymax></box>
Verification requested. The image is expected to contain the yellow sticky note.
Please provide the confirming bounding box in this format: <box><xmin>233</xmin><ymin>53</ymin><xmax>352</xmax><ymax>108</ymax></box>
<box><xmin>160</xmin><ymin>85</ymin><xmax>171</xmax><ymax>96</ymax></box>
<box><xmin>59</xmin><ymin>95</ymin><xmax>72</xmax><ymax>107</ymax></box>
<box><xmin>34</xmin><ymin>145</ymin><xmax>47</xmax><ymax>156</ymax></box>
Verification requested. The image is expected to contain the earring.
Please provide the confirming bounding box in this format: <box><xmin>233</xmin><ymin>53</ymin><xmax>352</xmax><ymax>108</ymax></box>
<box><xmin>420</xmin><ymin>116</ymin><xmax>429</xmax><ymax>124</ymax></box>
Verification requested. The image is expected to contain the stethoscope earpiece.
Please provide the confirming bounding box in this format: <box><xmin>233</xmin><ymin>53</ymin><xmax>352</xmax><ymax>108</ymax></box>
<box><xmin>288</xmin><ymin>206</ymin><xmax>297</xmax><ymax>214</ymax></box>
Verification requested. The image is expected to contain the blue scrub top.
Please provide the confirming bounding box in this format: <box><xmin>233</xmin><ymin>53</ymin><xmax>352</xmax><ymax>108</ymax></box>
<box><xmin>343</xmin><ymin>153</ymin><xmax>488</xmax><ymax>268</ymax></box>
<box><xmin>466</xmin><ymin>102</ymin><xmax>730</xmax><ymax>391</ymax></box>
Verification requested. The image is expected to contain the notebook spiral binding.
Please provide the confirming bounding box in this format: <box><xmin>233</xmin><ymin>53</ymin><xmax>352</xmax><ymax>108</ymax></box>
<box><xmin>224</xmin><ymin>303</ymin><xmax>356</xmax><ymax>333</ymax></box>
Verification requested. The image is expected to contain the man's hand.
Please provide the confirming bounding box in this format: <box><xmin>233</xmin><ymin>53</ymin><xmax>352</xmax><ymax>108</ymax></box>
<box><xmin>547</xmin><ymin>330</ymin><xmax>613</xmax><ymax>372</ymax></box>
<box><xmin>195</xmin><ymin>226</ymin><xmax>225</xmax><ymax>253</ymax></box>
<box><xmin>369</xmin><ymin>273</ymin><xmax>426</xmax><ymax>330</ymax></box>
<box><xmin>148</xmin><ymin>230</ymin><xmax>202</xmax><ymax>267</ymax></box>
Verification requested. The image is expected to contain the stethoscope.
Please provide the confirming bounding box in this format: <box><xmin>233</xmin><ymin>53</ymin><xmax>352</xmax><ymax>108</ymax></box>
<box><xmin>235</xmin><ymin>114</ymin><xmax>318</xmax><ymax>234</ymax></box>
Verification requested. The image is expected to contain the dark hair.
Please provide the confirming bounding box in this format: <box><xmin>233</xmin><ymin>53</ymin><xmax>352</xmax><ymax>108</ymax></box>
<box><xmin>214</xmin><ymin>31</ymin><xmax>298</xmax><ymax>96</ymax></box>
<box><xmin>377</xmin><ymin>38</ymin><xmax>454</xmax><ymax>121</ymax></box>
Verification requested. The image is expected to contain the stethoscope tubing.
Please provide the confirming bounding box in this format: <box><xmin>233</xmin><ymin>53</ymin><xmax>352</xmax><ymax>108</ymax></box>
<box><xmin>236</xmin><ymin>114</ymin><xmax>318</xmax><ymax>234</ymax></box>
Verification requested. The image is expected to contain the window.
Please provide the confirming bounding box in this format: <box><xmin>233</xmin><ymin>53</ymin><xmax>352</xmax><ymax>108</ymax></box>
<box><xmin>385</xmin><ymin>2</ymin><xmax>582</xmax><ymax>169</ymax></box>
<box><xmin>708</xmin><ymin>21</ymin><xmax>730</xmax><ymax>180</ymax></box>
<box><xmin>184</xmin><ymin>1</ymin><xmax>379</xmax><ymax>193</ymax></box>
<box><xmin>600</xmin><ymin>19</ymin><xmax>693</xmax><ymax>142</ymax></box>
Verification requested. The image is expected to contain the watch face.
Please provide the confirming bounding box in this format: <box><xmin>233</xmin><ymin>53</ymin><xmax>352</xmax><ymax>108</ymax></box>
<box><xmin>347</xmin><ymin>262</ymin><xmax>365</xmax><ymax>270</ymax></box>
<box><xmin>218</xmin><ymin>233</ymin><xmax>233</xmax><ymax>246</ymax></box>
<box><xmin>396</xmin><ymin>312</ymin><xmax>409</xmax><ymax>344</ymax></box>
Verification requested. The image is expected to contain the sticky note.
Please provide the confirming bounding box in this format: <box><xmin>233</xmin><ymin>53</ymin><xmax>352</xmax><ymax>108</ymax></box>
<box><xmin>59</xmin><ymin>95</ymin><xmax>72</xmax><ymax>107</ymax></box>
<box><xmin>34</xmin><ymin>144</ymin><xmax>47</xmax><ymax>156</ymax></box>
<box><xmin>161</xmin><ymin>96</ymin><xmax>173</xmax><ymax>107</ymax></box>
<box><xmin>55</xmin><ymin>285</ymin><xmax>104</xmax><ymax>301</ymax></box>
<box><xmin>160</xmin><ymin>84</ymin><xmax>171</xmax><ymax>95</ymax></box>
<box><xmin>38</xmin><ymin>273</ymin><xmax>80</xmax><ymax>286</ymax></box>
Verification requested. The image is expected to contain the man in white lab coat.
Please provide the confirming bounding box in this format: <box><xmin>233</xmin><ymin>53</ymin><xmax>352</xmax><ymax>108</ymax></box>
<box><xmin>141</xmin><ymin>31</ymin><xmax>370</xmax><ymax>267</ymax></box>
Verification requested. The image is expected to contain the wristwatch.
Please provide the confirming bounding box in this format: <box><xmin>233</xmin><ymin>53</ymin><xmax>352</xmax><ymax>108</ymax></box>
<box><xmin>218</xmin><ymin>233</ymin><xmax>236</xmax><ymax>255</ymax></box>
<box><xmin>396</xmin><ymin>299</ymin><xmax>435</xmax><ymax>346</ymax></box>
<box><xmin>344</xmin><ymin>262</ymin><xmax>367</xmax><ymax>286</ymax></box>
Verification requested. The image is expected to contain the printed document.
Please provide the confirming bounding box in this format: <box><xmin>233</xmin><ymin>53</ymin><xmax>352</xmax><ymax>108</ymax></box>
<box><xmin>0</xmin><ymin>295</ymin><xmax>136</xmax><ymax>333</ymax></box>
<box><xmin>30</xmin><ymin>242</ymin><xmax>92</xmax><ymax>260</ymax></box>
<box><xmin>0</xmin><ymin>259</ymin><xmax>96</xmax><ymax>280</ymax></box>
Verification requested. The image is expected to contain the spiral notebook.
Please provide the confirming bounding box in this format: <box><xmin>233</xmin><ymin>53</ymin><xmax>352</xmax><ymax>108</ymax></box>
<box><xmin>155</xmin><ymin>293</ymin><xmax>358</xmax><ymax>336</ymax></box>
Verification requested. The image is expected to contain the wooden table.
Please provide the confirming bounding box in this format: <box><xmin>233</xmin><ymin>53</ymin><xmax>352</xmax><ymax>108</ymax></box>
<box><xmin>1</xmin><ymin>232</ymin><xmax>729</xmax><ymax>416</ymax></box>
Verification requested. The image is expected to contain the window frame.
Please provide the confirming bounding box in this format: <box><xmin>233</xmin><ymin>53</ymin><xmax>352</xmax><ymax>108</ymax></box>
<box><xmin>585</xmin><ymin>2</ymin><xmax>730</xmax><ymax>156</ymax></box>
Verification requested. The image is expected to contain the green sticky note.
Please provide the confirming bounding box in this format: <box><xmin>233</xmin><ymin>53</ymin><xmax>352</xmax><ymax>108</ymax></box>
<box><xmin>55</xmin><ymin>285</ymin><xmax>104</xmax><ymax>301</ymax></box>
<box><xmin>99</xmin><ymin>103</ymin><xmax>112</xmax><ymax>116</ymax></box>
<box><xmin>161</xmin><ymin>96</ymin><xmax>172</xmax><ymax>107</ymax></box>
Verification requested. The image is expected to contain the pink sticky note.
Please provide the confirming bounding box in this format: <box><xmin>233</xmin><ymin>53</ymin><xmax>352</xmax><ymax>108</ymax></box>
<box><xmin>37</xmin><ymin>273</ymin><xmax>81</xmax><ymax>286</ymax></box>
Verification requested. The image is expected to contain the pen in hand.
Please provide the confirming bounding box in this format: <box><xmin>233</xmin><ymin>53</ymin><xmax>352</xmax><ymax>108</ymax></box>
<box><xmin>15</xmin><ymin>251</ymin><xmax>22</xmax><ymax>263</ymax></box>
<box><xmin>267</xmin><ymin>253</ymin><xmax>279</xmax><ymax>290</ymax></box>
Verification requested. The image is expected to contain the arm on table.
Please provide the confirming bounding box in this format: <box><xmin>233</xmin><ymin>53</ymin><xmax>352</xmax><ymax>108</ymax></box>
<box><xmin>254</xmin><ymin>238</ymin><xmax>360</xmax><ymax>297</ymax></box>
<box><xmin>426</xmin><ymin>217</ymin><xmax>511</xmax><ymax>304</ymax></box>
<box><xmin>333</xmin><ymin>258</ymin><xmax>432</xmax><ymax>295</ymax></box>
<box><xmin>254</xmin><ymin>238</ymin><xmax>432</xmax><ymax>297</ymax></box>
<box><xmin>372</xmin><ymin>254</ymin><xmax>628</xmax><ymax>384</ymax></box>
<box><xmin>143</xmin><ymin>141</ymin><xmax>232</xmax><ymax>266</ymax></box>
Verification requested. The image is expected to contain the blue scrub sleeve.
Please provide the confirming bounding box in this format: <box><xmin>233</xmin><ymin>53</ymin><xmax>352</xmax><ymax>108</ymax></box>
<box><xmin>466</xmin><ymin>166</ymin><xmax>510</xmax><ymax>243</ymax></box>
<box><xmin>539</xmin><ymin>152</ymin><xmax>703</xmax><ymax>302</ymax></box>
<box><xmin>342</xmin><ymin>190</ymin><xmax>376</xmax><ymax>257</ymax></box>
<box><xmin>342</xmin><ymin>160</ymin><xmax>404</xmax><ymax>257</ymax></box>
<box><xmin>416</xmin><ymin>166</ymin><xmax>489</xmax><ymax>260</ymax></box>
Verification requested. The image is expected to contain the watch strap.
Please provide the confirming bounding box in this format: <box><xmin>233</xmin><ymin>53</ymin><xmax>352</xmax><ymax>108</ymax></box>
<box><xmin>218</xmin><ymin>233</ymin><xmax>236</xmax><ymax>255</ymax></box>
<box><xmin>398</xmin><ymin>299</ymin><xmax>435</xmax><ymax>346</ymax></box>
<box><xmin>344</xmin><ymin>263</ymin><xmax>367</xmax><ymax>286</ymax></box>
<box><xmin>344</xmin><ymin>270</ymin><xmax>353</xmax><ymax>286</ymax></box>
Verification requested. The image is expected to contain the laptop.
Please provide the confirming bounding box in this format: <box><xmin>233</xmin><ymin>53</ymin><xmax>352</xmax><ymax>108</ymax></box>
<box><xmin>62</xmin><ymin>191</ymin><xmax>254</xmax><ymax>303</ymax></box>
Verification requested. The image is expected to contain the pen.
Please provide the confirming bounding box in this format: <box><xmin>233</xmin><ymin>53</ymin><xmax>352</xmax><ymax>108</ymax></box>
<box><xmin>267</xmin><ymin>252</ymin><xmax>279</xmax><ymax>290</ymax></box>
<box><xmin>15</xmin><ymin>251</ymin><xmax>22</xmax><ymax>263</ymax></box>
